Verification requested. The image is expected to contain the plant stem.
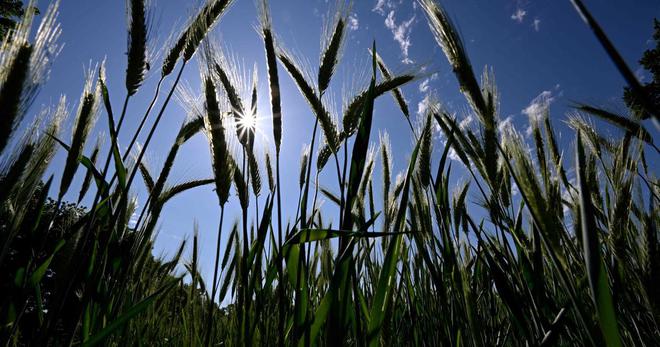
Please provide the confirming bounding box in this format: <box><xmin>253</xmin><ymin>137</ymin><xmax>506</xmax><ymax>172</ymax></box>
<box><xmin>205</xmin><ymin>206</ymin><xmax>225</xmax><ymax>347</ymax></box>
<box><xmin>113</xmin><ymin>62</ymin><xmax>186</xmax><ymax>224</ymax></box>
<box><xmin>275</xmin><ymin>151</ymin><xmax>285</xmax><ymax>347</ymax></box>
<box><xmin>122</xmin><ymin>77</ymin><xmax>165</xmax><ymax>160</ymax></box>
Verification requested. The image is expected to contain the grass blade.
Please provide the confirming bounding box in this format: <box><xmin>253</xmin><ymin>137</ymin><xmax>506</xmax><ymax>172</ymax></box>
<box><xmin>576</xmin><ymin>131</ymin><xmax>622</xmax><ymax>347</ymax></box>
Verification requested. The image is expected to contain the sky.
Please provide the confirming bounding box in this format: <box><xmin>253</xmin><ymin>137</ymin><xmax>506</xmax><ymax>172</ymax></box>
<box><xmin>23</xmin><ymin>0</ymin><xmax>660</xmax><ymax>296</ymax></box>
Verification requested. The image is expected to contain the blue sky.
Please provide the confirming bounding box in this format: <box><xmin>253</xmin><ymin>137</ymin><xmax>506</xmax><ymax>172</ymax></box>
<box><xmin>27</xmin><ymin>0</ymin><xmax>659</xmax><ymax>294</ymax></box>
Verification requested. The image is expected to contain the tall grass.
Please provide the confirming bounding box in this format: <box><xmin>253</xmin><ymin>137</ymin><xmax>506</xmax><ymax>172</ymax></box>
<box><xmin>1</xmin><ymin>0</ymin><xmax>659</xmax><ymax>345</ymax></box>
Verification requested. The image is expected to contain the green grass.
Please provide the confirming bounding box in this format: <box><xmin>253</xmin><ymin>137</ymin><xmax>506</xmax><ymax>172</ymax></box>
<box><xmin>1</xmin><ymin>0</ymin><xmax>659</xmax><ymax>345</ymax></box>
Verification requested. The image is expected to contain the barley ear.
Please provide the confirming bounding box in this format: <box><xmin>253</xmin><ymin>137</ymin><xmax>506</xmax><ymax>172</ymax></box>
<box><xmin>0</xmin><ymin>142</ymin><xmax>34</xmax><ymax>203</ymax></box>
<box><xmin>265</xmin><ymin>151</ymin><xmax>274</xmax><ymax>192</ymax></box>
<box><xmin>418</xmin><ymin>113</ymin><xmax>433</xmax><ymax>187</ymax></box>
<box><xmin>277</xmin><ymin>48</ymin><xmax>339</xmax><ymax>152</ymax></box>
<box><xmin>299</xmin><ymin>146</ymin><xmax>309</xmax><ymax>189</ymax></box>
<box><xmin>0</xmin><ymin>1</ymin><xmax>62</xmax><ymax>154</ymax></box>
<box><xmin>183</xmin><ymin>0</ymin><xmax>234</xmax><ymax>62</ymax></box>
<box><xmin>162</xmin><ymin>34</ymin><xmax>186</xmax><ymax>77</ymax></box>
<box><xmin>316</xmin><ymin>144</ymin><xmax>332</xmax><ymax>172</ymax></box>
<box><xmin>343</xmin><ymin>74</ymin><xmax>416</xmax><ymax>136</ymax></box>
<box><xmin>204</xmin><ymin>74</ymin><xmax>232</xmax><ymax>206</ymax></box>
<box><xmin>248</xmin><ymin>151</ymin><xmax>262</xmax><ymax>197</ymax></box>
<box><xmin>318</xmin><ymin>1</ymin><xmax>349</xmax><ymax>94</ymax></box>
<box><xmin>372</xmin><ymin>49</ymin><xmax>410</xmax><ymax>120</ymax></box>
<box><xmin>0</xmin><ymin>44</ymin><xmax>32</xmax><ymax>154</ymax></box>
<box><xmin>125</xmin><ymin>0</ymin><xmax>150</xmax><ymax>95</ymax></box>
<box><xmin>418</xmin><ymin>0</ymin><xmax>489</xmax><ymax>121</ymax></box>
<box><xmin>379</xmin><ymin>131</ymin><xmax>392</xmax><ymax>222</ymax></box>
<box><xmin>258</xmin><ymin>0</ymin><xmax>282</xmax><ymax>152</ymax></box>
<box><xmin>162</xmin><ymin>0</ymin><xmax>234</xmax><ymax>76</ymax></box>
<box><xmin>234</xmin><ymin>164</ymin><xmax>249</xmax><ymax>210</ymax></box>
<box><xmin>58</xmin><ymin>65</ymin><xmax>101</xmax><ymax>200</ymax></box>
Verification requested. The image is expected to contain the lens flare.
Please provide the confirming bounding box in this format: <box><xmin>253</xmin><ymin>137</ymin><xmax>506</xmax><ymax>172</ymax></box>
<box><xmin>235</xmin><ymin>111</ymin><xmax>269</xmax><ymax>147</ymax></box>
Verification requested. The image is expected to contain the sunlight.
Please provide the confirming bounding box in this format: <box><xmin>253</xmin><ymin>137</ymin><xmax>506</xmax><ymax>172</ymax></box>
<box><xmin>235</xmin><ymin>110</ymin><xmax>269</xmax><ymax>146</ymax></box>
<box><xmin>238</xmin><ymin>112</ymin><xmax>257</xmax><ymax>131</ymax></box>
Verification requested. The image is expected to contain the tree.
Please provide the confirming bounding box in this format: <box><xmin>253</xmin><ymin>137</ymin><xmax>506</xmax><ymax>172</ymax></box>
<box><xmin>0</xmin><ymin>1</ymin><xmax>37</xmax><ymax>40</ymax></box>
<box><xmin>624</xmin><ymin>19</ymin><xmax>660</xmax><ymax>117</ymax></box>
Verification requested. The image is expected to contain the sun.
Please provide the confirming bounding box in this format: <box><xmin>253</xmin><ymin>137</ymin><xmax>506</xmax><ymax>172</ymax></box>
<box><xmin>235</xmin><ymin>111</ymin><xmax>268</xmax><ymax>146</ymax></box>
<box><xmin>236</xmin><ymin>112</ymin><xmax>258</xmax><ymax>134</ymax></box>
<box><xmin>240</xmin><ymin>112</ymin><xmax>257</xmax><ymax>131</ymax></box>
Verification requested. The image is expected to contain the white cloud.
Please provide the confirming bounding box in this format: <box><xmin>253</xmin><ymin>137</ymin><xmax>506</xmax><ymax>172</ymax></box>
<box><xmin>533</xmin><ymin>18</ymin><xmax>541</xmax><ymax>31</ymax></box>
<box><xmin>417</xmin><ymin>94</ymin><xmax>432</xmax><ymax>116</ymax></box>
<box><xmin>373</xmin><ymin>0</ymin><xmax>387</xmax><ymax>15</ymax></box>
<box><xmin>419</xmin><ymin>79</ymin><xmax>430</xmax><ymax>93</ymax></box>
<box><xmin>511</xmin><ymin>8</ymin><xmax>526</xmax><ymax>23</ymax></box>
<box><xmin>448</xmin><ymin>148</ymin><xmax>462</xmax><ymax>162</ymax></box>
<box><xmin>418</xmin><ymin>73</ymin><xmax>438</xmax><ymax>93</ymax></box>
<box><xmin>373</xmin><ymin>0</ymin><xmax>399</xmax><ymax>15</ymax></box>
<box><xmin>522</xmin><ymin>88</ymin><xmax>560</xmax><ymax>136</ymax></box>
<box><xmin>348</xmin><ymin>14</ymin><xmax>359</xmax><ymax>31</ymax></box>
<box><xmin>383</xmin><ymin>10</ymin><xmax>416</xmax><ymax>64</ymax></box>
<box><xmin>523</xmin><ymin>90</ymin><xmax>554</xmax><ymax>123</ymax></box>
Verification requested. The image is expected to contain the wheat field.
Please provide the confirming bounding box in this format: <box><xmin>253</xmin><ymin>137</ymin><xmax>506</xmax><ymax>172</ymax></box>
<box><xmin>0</xmin><ymin>0</ymin><xmax>658</xmax><ymax>345</ymax></box>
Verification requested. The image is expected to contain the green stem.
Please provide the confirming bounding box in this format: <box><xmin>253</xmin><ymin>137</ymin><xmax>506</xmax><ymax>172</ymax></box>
<box><xmin>204</xmin><ymin>206</ymin><xmax>225</xmax><ymax>347</ymax></box>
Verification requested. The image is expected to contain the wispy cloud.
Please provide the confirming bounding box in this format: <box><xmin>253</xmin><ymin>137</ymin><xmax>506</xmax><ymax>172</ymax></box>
<box><xmin>418</xmin><ymin>72</ymin><xmax>438</xmax><ymax>93</ymax></box>
<box><xmin>373</xmin><ymin>0</ymin><xmax>387</xmax><ymax>15</ymax></box>
<box><xmin>511</xmin><ymin>8</ymin><xmax>526</xmax><ymax>23</ymax></box>
<box><xmin>417</xmin><ymin>94</ymin><xmax>432</xmax><ymax>116</ymax></box>
<box><xmin>373</xmin><ymin>0</ymin><xmax>398</xmax><ymax>15</ymax></box>
<box><xmin>522</xmin><ymin>86</ymin><xmax>561</xmax><ymax>136</ymax></box>
<box><xmin>348</xmin><ymin>14</ymin><xmax>359</xmax><ymax>31</ymax></box>
<box><xmin>372</xmin><ymin>1</ymin><xmax>416</xmax><ymax>64</ymax></box>
<box><xmin>384</xmin><ymin>10</ymin><xmax>416</xmax><ymax>64</ymax></box>
<box><xmin>419</xmin><ymin>79</ymin><xmax>430</xmax><ymax>93</ymax></box>
<box><xmin>523</xmin><ymin>90</ymin><xmax>554</xmax><ymax>123</ymax></box>
<box><xmin>511</xmin><ymin>6</ymin><xmax>541</xmax><ymax>32</ymax></box>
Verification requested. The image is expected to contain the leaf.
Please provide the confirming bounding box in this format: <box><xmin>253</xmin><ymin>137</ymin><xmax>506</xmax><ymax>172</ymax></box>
<box><xmin>30</xmin><ymin>239</ymin><xmax>65</xmax><ymax>286</ymax></box>
<box><xmin>576</xmin><ymin>131</ymin><xmax>622</xmax><ymax>347</ymax></box>
<box><xmin>576</xmin><ymin>104</ymin><xmax>654</xmax><ymax>145</ymax></box>
<box><xmin>367</xmin><ymin>123</ymin><xmax>422</xmax><ymax>346</ymax></box>
<box><xmin>569</xmin><ymin>0</ymin><xmax>658</xmax><ymax>121</ymax></box>
<box><xmin>138</xmin><ymin>163</ymin><xmax>154</xmax><ymax>193</ymax></box>
<box><xmin>320</xmin><ymin>187</ymin><xmax>341</xmax><ymax>206</ymax></box>
<box><xmin>48</xmin><ymin>133</ymin><xmax>110</xmax><ymax>196</ymax></box>
<box><xmin>158</xmin><ymin>178</ymin><xmax>214</xmax><ymax>205</ymax></box>
<box><xmin>342</xmin><ymin>41</ymin><xmax>377</xmax><ymax>233</ymax></box>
